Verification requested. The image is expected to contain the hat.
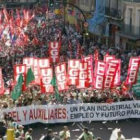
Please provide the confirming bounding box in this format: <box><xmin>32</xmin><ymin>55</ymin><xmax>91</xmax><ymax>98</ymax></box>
<box><xmin>18</xmin><ymin>125</ymin><xmax>24</xmax><ymax>128</ymax></box>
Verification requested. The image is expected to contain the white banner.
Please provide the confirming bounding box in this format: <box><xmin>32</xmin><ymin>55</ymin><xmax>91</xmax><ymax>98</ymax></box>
<box><xmin>1</xmin><ymin>101</ymin><xmax>140</xmax><ymax>125</ymax></box>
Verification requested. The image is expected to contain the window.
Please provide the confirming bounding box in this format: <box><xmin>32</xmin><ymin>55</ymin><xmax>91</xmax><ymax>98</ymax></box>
<box><xmin>129</xmin><ymin>9</ymin><xmax>133</xmax><ymax>33</ymax></box>
<box><xmin>85</xmin><ymin>0</ymin><xmax>90</xmax><ymax>6</ymax></box>
<box><xmin>81</xmin><ymin>0</ymin><xmax>84</xmax><ymax>5</ymax></box>
<box><xmin>81</xmin><ymin>0</ymin><xmax>90</xmax><ymax>6</ymax></box>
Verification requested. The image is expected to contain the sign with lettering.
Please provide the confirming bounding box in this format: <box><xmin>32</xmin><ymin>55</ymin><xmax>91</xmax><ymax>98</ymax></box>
<box><xmin>49</xmin><ymin>42</ymin><xmax>61</xmax><ymax>63</ymax></box>
<box><xmin>40</xmin><ymin>67</ymin><xmax>54</xmax><ymax>93</ymax></box>
<box><xmin>94</xmin><ymin>61</ymin><xmax>106</xmax><ymax>89</ymax></box>
<box><xmin>1</xmin><ymin>101</ymin><xmax>140</xmax><ymax>125</ymax></box>
<box><xmin>126</xmin><ymin>57</ymin><xmax>139</xmax><ymax>85</ymax></box>
<box><xmin>67</xmin><ymin>59</ymin><xmax>80</xmax><ymax>86</ymax></box>
<box><xmin>55</xmin><ymin>63</ymin><xmax>68</xmax><ymax>91</ymax></box>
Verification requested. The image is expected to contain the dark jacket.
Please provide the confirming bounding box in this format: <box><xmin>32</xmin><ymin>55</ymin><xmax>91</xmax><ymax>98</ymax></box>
<box><xmin>0</xmin><ymin>126</ymin><xmax>7</xmax><ymax>138</ymax></box>
<box><xmin>43</xmin><ymin>135</ymin><xmax>52</xmax><ymax>140</ymax></box>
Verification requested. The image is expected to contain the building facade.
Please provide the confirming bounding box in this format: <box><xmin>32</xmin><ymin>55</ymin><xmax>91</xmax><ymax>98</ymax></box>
<box><xmin>104</xmin><ymin>0</ymin><xmax>124</xmax><ymax>47</ymax></box>
<box><xmin>66</xmin><ymin>0</ymin><xmax>96</xmax><ymax>29</ymax></box>
<box><xmin>118</xmin><ymin>0</ymin><xmax>140</xmax><ymax>49</ymax></box>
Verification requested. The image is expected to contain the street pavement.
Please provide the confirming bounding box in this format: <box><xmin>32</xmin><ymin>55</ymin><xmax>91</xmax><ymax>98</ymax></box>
<box><xmin>25</xmin><ymin>119</ymin><xmax>140</xmax><ymax>140</ymax></box>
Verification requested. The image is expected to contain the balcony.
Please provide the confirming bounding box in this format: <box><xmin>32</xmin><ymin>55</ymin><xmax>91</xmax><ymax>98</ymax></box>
<box><xmin>105</xmin><ymin>7</ymin><xmax>122</xmax><ymax>19</ymax></box>
<box><xmin>119</xmin><ymin>24</ymin><xmax>140</xmax><ymax>40</ymax></box>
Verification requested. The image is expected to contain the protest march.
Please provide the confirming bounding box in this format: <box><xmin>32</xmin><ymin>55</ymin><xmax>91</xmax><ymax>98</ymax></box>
<box><xmin>0</xmin><ymin>1</ymin><xmax>140</xmax><ymax>140</ymax></box>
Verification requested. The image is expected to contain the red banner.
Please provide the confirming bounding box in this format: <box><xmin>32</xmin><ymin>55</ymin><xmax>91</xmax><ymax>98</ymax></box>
<box><xmin>104</xmin><ymin>55</ymin><xmax>115</xmax><ymax>62</ymax></box>
<box><xmin>49</xmin><ymin>41</ymin><xmax>60</xmax><ymax>63</ymax></box>
<box><xmin>55</xmin><ymin>63</ymin><xmax>68</xmax><ymax>91</ymax></box>
<box><xmin>23</xmin><ymin>57</ymin><xmax>34</xmax><ymax>70</ymax></box>
<box><xmin>0</xmin><ymin>68</ymin><xmax>4</xmax><ymax>95</ymax></box>
<box><xmin>104</xmin><ymin>62</ymin><xmax>118</xmax><ymax>88</ymax></box>
<box><xmin>126</xmin><ymin>57</ymin><xmax>139</xmax><ymax>85</ymax></box>
<box><xmin>67</xmin><ymin>59</ymin><xmax>80</xmax><ymax>86</ymax></box>
<box><xmin>14</xmin><ymin>64</ymin><xmax>26</xmax><ymax>90</ymax></box>
<box><xmin>109</xmin><ymin>59</ymin><xmax>121</xmax><ymax>86</ymax></box>
<box><xmin>23</xmin><ymin>57</ymin><xmax>49</xmax><ymax>85</ymax></box>
<box><xmin>77</xmin><ymin>62</ymin><xmax>88</xmax><ymax>89</ymax></box>
<box><xmin>40</xmin><ymin>67</ymin><xmax>54</xmax><ymax>93</ymax></box>
<box><xmin>38</xmin><ymin>58</ymin><xmax>50</xmax><ymax>68</ymax></box>
<box><xmin>33</xmin><ymin>58</ymin><xmax>41</xmax><ymax>85</ymax></box>
<box><xmin>82</xmin><ymin>55</ymin><xmax>94</xmax><ymax>86</ymax></box>
<box><xmin>94</xmin><ymin>61</ymin><xmax>106</xmax><ymax>90</ymax></box>
<box><xmin>14</xmin><ymin>64</ymin><xmax>26</xmax><ymax>83</ymax></box>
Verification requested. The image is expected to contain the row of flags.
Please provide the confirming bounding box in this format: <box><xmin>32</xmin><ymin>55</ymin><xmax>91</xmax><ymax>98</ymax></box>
<box><xmin>0</xmin><ymin>41</ymin><xmax>140</xmax><ymax>100</ymax></box>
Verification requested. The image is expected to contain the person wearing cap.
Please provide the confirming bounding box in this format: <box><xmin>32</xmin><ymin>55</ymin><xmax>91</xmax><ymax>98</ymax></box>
<box><xmin>25</xmin><ymin>128</ymin><xmax>33</xmax><ymax>140</ymax></box>
<box><xmin>59</xmin><ymin>126</ymin><xmax>70</xmax><ymax>140</ymax></box>
<box><xmin>77</xmin><ymin>127</ymin><xmax>94</xmax><ymax>140</ymax></box>
<box><xmin>42</xmin><ymin>129</ymin><xmax>53</xmax><ymax>140</ymax></box>
<box><xmin>15</xmin><ymin>125</ymin><xmax>24</xmax><ymax>139</ymax></box>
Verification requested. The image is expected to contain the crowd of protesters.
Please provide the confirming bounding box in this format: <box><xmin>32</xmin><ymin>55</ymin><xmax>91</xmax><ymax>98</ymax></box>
<box><xmin>0</xmin><ymin>4</ymin><xmax>140</xmax><ymax>109</ymax></box>
<box><xmin>0</xmin><ymin>4</ymin><xmax>138</xmax><ymax>140</ymax></box>
<box><xmin>0</xmin><ymin>113</ymin><xmax>125</xmax><ymax>140</ymax></box>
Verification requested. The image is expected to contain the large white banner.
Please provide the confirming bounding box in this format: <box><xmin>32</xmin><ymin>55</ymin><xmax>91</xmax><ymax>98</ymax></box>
<box><xmin>1</xmin><ymin>101</ymin><xmax>140</xmax><ymax>125</ymax></box>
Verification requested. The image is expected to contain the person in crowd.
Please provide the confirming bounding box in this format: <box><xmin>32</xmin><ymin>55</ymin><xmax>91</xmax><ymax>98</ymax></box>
<box><xmin>42</xmin><ymin>129</ymin><xmax>53</xmax><ymax>140</ymax></box>
<box><xmin>59</xmin><ymin>126</ymin><xmax>71</xmax><ymax>140</ymax></box>
<box><xmin>25</xmin><ymin>128</ymin><xmax>33</xmax><ymax>140</ymax></box>
<box><xmin>0</xmin><ymin>121</ymin><xmax>7</xmax><ymax>140</ymax></box>
<box><xmin>15</xmin><ymin>125</ymin><xmax>25</xmax><ymax>139</ymax></box>
<box><xmin>77</xmin><ymin>127</ymin><xmax>94</xmax><ymax>140</ymax></box>
<box><xmin>8</xmin><ymin>117</ymin><xmax>17</xmax><ymax>130</ymax></box>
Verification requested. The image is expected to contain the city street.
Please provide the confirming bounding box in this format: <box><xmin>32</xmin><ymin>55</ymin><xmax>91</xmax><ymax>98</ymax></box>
<box><xmin>26</xmin><ymin>119</ymin><xmax>140</xmax><ymax>140</ymax></box>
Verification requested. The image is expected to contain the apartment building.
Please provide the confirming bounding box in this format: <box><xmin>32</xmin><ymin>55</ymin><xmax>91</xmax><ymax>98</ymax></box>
<box><xmin>118</xmin><ymin>0</ymin><xmax>140</xmax><ymax>49</ymax></box>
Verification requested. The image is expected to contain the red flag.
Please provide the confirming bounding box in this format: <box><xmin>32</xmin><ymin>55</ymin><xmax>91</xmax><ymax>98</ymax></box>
<box><xmin>93</xmin><ymin>49</ymin><xmax>99</xmax><ymax>61</ymax></box>
<box><xmin>67</xmin><ymin>59</ymin><xmax>80</xmax><ymax>86</ymax></box>
<box><xmin>82</xmin><ymin>55</ymin><xmax>94</xmax><ymax>86</ymax></box>
<box><xmin>77</xmin><ymin>62</ymin><xmax>88</xmax><ymax>89</ymax></box>
<box><xmin>13</xmin><ymin>64</ymin><xmax>26</xmax><ymax>91</ymax></box>
<box><xmin>125</xmin><ymin>57</ymin><xmax>139</xmax><ymax>85</ymax></box>
<box><xmin>122</xmin><ymin>82</ymin><xmax>128</xmax><ymax>92</ymax></box>
<box><xmin>40</xmin><ymin>67</ymin><xmax>54</xmax><ymax>93</ymax></box>
<box><xmin>109</xmin><ymin>59</ymin><xmax>121</xmax><ymax>86</ymax></box>
<box><xmin>0</xmin><ymin>67</ymin><xmax>4</xmax><ymax>95</ymax></box>
<box><xmin>104</xmin><ymin>54</ymin><xmax>115</xmax><ymax>62</ymax></box>
<box><xmin>23</xmin><ymin>57</ymin><xmax>40</xmax><ymax>85</ymax></box>
<box><xmin>49</xmin><ymin>41</ymin><xmax>61</xmax><ymax>63</ymax></box>
<box><xmin>93</xmin><ymin>61</ymin><xmax>106</xmax><ymax>90</ymax></box>
<box><xmin>104</xmin><ymin>62</ymin><xmax>118</xmax><ymax>88</ymax></box>
<box><xmin>3</xmin><ymin>8</ymin><xmax>9</xmax><ymax>23</ymax></box>
<box><xmin>55</xmin><ymin>63</ymin><xmax>68</xmax><ymax>91</ymax></box>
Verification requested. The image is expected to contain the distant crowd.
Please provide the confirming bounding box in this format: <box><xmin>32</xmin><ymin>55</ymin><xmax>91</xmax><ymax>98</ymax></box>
<box><xmin>0</xmin><ymin>5</ymin><xmax>140</xmax><ymax>109</ymax></box>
